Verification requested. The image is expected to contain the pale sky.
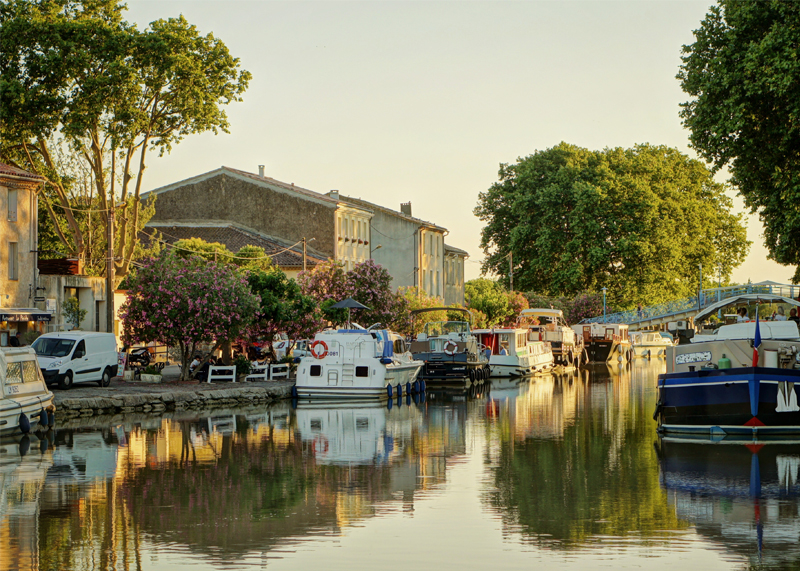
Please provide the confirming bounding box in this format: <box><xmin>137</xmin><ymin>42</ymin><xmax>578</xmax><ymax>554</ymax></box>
<box><xmin>125</xmin><ymin>0</ymin><xmax>795</xmax><ymax>286</ymax></box>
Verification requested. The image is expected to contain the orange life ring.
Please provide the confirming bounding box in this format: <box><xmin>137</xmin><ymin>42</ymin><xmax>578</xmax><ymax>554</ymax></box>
<box><xmin>444</xmin><ymin>340</ymin><xmax>458</xmax><ymax>356</ymax></box>
<box><xmin>313</xmin><ymin>435</ymin><xmax>329</xmax><ymax>454</ymax></box>
<box><xmin>310</xmin><ymin>340</ymin><xmax>328</xmax><ymax>359</ymax></box>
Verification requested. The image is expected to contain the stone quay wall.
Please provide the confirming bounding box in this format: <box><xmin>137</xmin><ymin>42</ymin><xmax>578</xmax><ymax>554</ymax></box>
<box><xmin>54</xmin><ymin>382</ymin><xmax>293</xmax><ymax>420</ymax></box>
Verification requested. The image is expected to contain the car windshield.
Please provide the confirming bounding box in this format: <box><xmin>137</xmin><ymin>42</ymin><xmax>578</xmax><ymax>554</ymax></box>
<box><xmin>31</xmin><ymin>337</ymin><xmax>76</xmax><ymax>357</ymax></box>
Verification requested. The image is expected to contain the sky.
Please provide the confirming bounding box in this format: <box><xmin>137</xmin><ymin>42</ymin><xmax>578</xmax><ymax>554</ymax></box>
<box><xmin>124</xmin><ymin>0</ymin><xmax>794</xmax><ymax>286</ymax></box>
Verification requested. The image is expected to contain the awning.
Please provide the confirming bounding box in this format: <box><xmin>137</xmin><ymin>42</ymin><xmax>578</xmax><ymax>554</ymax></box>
<box><xmin>0</xmin><ymin>308</ymin><xmax>52</xmax><ymax>322</ymax></box>
<box><xmin>694</xmin><ymin>294</ymin><xmax>800</xmax><ymax>323</ymax></box>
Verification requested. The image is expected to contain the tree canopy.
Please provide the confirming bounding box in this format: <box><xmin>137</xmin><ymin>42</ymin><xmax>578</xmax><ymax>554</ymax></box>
<box><xmin>678</xmin><ymin>0</ymin><xmax>800</xmax><ymax>281</ymax></box>
<box><xmin>475</xmin><ymin>142</ymin><xmax>750</xmax><ymax>309</ymax></box>
<box><xmin>0</xmin><ymin>0</ymin><xmax>250</xmax><ymax>283</ymax></box>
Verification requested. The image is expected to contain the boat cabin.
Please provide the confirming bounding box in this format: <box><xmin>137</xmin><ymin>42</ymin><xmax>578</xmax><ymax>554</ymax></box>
<box><xmin>411</xmin><ymin>320</ymin><xmax>479</xmax><ymax>356</ymax></box>
<box><xmin>572</xmin><ymin>322</ymin><xmax>629</xmax><ymax>343</ymax></box>
<box><xmin>474</xmin><ymin>329</ymin><xmax>527</xmax><ymax>357</ymax></box>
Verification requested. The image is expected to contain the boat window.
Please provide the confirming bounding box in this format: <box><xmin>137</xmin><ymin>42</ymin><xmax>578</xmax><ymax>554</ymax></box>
<box><xmin>356</xmin><ymin>366</ymin><xmax>369</xmax><ymax>377</ymax></box>
<box><xmin>310</xmin><ymin>419</ymin><xmax>322</xmax><ymax>432</ymax></box>
<box><xmin>356</xmin><ymin>417</ymin><xmax>369</xmax><ymax>431</ymax></box>
<box><xmin>310</xmin><ymin>365</ymin><xmax>322</xmax><ymax>377</ymax></box>
<box><xmin>5</xmin><ymin>361</ymin><xmax>39</xmax><ymax>384</ymax></box>
<box><xmin>31</xmin><ymin>337</ymin><xmax>76</xmax><ymax>357</ymax></box>
<box><xmin>393</xmin><ymin>339</ymin><xmax>406</xmax><ymax>353</ymax></box>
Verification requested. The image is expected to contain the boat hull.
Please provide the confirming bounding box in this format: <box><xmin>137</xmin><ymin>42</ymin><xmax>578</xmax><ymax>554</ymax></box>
<box><xmin>632</xmin><ymin>345</ymin><xmax>668</xmax><ymax>358</ymax></box>
<box><xmin>0</xmin><ymin>394</ymin><xmax>54</xmax><ymax>435</ymax></box>
<box><xmin>295</xmin><ymin>361</ymin><xmax>423</xmax><ymax>400</ymax></box>
<box><xmin>656</xmin><ymin>367</ymin><xmax>800</xmax><ymax>435</ymax></box>
<box><xmin>414</xmin><ymin>351</ymin><xmax>488</xmax><ymax>380</ymax></box>
<box><xmin>585</xmin><ymin>339</ymin><xmax>630</xmax><ymax>363</ymax></box>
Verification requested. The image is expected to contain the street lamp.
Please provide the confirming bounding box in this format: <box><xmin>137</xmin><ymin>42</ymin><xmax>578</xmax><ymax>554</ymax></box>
<box><xmin>371</xmin><ymin>244</ymin><xmax>382</xmax><ymax>257</ymax></box>
<box><xmin>602</xmin><ymin>287</ymin><xmax>607</xmax><ymax>323</ymax></box>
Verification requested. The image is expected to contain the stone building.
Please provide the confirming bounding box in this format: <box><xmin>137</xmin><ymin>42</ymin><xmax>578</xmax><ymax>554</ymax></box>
<box><xmin>444</xmin><ymin>244</ymin><xmax>469</xmax><ymax>306</ymax></box>
<box><xmin>0</xmin><ymin>163</ymin><xmax>52</xmax><ymax>343</ymax></box>
<box><xmin>145</xmin><ymin>166</ymin><xmax>468</xmax><ymax>304</ymax></box>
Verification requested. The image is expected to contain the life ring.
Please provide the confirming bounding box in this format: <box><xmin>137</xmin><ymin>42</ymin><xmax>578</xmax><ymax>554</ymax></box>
<box><xmin>313</xmin><ymin>435</ymin><xmax>329</xmax><ymax>455</ymax></box>
<box><xmin>444</xmin><ymin>340</ymin><xmax>458</xmax><ymax>356</ymax></box>
<box><xmin>310</xmin><ymin>340</ymin><xmax>328</xmax><ymax>359</ymax></box>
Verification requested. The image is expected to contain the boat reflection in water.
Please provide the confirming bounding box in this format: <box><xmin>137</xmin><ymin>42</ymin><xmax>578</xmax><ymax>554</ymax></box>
<box><xmin>658</xmin><ymin>436</ymin><xmax>800</xmax><ymax>568</ymax></box>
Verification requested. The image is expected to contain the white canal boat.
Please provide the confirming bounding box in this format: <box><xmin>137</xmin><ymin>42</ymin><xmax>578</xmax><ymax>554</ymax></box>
<box><xmin>630</xmin><ymin>330</ymin><xmax>674</xmax><ymax>359</ymax></box>
<box><xmin>0</xmin><ymin>347</ymin><xmax>55</xmax><ymax>435</ymax></box>
<box><xmin>474</xmin><ymin>328</ymin><xmax>554</xmax><ymax>378</ymax></box>
<box><xmin>294</xmin><ymin>327</ymin><xmax>424</xmax><ymax>399</ymax></box>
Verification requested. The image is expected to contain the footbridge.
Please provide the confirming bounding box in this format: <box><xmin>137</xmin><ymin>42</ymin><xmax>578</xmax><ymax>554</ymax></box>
<box><xmin>586</xmin><ymin>282</ymin><xmax>800</xmax><ymax>331</ymax></box>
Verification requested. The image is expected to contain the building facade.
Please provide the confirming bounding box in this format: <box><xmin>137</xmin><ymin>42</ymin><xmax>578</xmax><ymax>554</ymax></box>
<box><xmin>145</xmin><ymin>166</ymin><xmax>468</xmax><ymax>304</ymax></box>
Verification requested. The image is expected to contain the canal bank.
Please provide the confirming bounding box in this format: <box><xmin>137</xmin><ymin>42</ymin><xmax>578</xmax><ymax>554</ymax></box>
<box><xmin>53</xmin><ymin>378</ymin><xmax>294</xmax><ymax>419</ymax></box>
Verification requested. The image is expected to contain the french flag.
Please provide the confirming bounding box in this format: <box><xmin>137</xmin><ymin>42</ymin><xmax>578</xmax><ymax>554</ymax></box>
<box><xmin>752</xmin><ymin>312</ymin><xmax>762</xmax><ymax>367</ymax></box>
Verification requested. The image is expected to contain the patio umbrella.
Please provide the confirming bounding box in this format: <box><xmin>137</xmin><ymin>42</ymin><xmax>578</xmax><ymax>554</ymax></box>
<box><xmin>330</xmin><ymin>298</ymin><xmax>371</xmax><ymax>327</ymax></box>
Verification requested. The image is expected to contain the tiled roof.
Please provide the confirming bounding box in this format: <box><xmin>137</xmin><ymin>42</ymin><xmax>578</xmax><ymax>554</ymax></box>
<box><xmin>444</xmin><ymin>243</ymin><xmax>469</xmax><ymax>257</ymax></box>
<box><xmin>0</xmin><ymin>162</ymin><xmax>44</xmax><ymax>181</ymax></box>
<box><xmin>222</xmin><ymin>167</ymin><xmax>339</xmax><ymax>205</ymax></box>
<box><xmin>339</xmin><ymin>195</ymin><xmax>447</xmax><ymax>232</ymax></box>
<box><xmin>144</xmin><ymin>224</ymin><xmax>326</xmax><ymax>269</ymax></box>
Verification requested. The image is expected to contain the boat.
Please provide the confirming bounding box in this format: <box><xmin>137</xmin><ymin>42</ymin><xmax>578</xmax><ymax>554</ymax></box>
<box><xmin>518</xmin><ymin>308</ymin><xmax>583</xmax><ymax>368</ymax></box>
<box><xmin>293</xmin><ymin>326</ymin><xmax>423</xmax><ymax>399</ymax></box>
<box><xmin>654</xmin><ymin>294</ymin><xmax>800</xmax><ymax>435</ymax></box>
<box><xmin>0</xmin><ymin>346</ymin><xmax>55</xmax><ymax>435</ymax></box>
<box><xmin>409</xmin><ymin>307</ymin><xmax>490</xmax><ymax>383</ymax></box>
<box><xmin>630</xmin><ymin>330</ymin><xmax>674</xmax><ymax>359</ymax></box>
<box><xmin>571</xmin><ymin>322</ymin><xmax>631</xmax><ymax>363</ymax></box>
<box><xmin>473</xmin><ymin>327</ymin><xmax>554</xmax><ymax>377</ymax></box>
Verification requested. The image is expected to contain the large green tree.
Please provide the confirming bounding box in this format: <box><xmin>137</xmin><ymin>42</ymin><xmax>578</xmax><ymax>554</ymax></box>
<box><xmin>678</xmin><ymin>0</ymin><xmax>800</xmax><ymax>282</ymax></box>
<box><xmin>475</xmin><ymin>142</ymin><xmax>750</xmax><ymax>309</ymax></box>
<box><xmin>0</xmin><ymin>0</ymin><xmax>250</xmax><ymax>283</ymax></box>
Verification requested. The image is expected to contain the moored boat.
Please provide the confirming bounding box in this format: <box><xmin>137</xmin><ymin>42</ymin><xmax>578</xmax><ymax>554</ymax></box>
<box><xmin>0</xmin><ymin>347</ymin><xmax>55</xmax><ymax>435</ymax></box>
<box><xmin>630</xmin><ymin>330</ymin><xmax>674</xmax><ymax>359</ymax></box>
<box><xmin>474</xmin><ymin>327</ymin><xmax>554</xmax><ymax>377</ymax></box>
<box><xmin>654</xmin><ymin>295</ymin><xmax>800</xmax><ymax>435</ymax></box>
<box><xmin>294</xmin><ymin>327</ymin><xmax>423</xmax><ymax>399</ymax></box>
<box><xmin>519</xmin><ymin>308</ymin><xmax>582</xmax><ymax>368</ymax></box>
<box><xmin>572</xmin><ymin>322</ymin><xmax>631</xmax><ymax>363</ymax></box>
<box><xmin>409</xmin><ymin>308</ymin><xmax>490</xmax><ymax>383</ymax></box>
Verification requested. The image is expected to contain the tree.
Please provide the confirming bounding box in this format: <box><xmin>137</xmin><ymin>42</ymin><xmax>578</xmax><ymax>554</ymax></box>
<box><xmin>397</xmin><ymin>287</ymin><xmax>446</xmax><ymax>336</ymax></box>
<box><xmin>62</xmin><ymin>297</ymin><xmax>86</xmax><ymax>329</ymax></box>
<box><xmin>0</xmin><ymin>0</ymin><xmax>251</xmax><ymax>283</ymax></box>
<box><xmin>678</xmin><ymin>0</ymin><xmax>800</xmax><ymax>281</ymax></box>
<box><xmin>119</xmin><ymin>252</ymin><xmax>260</xmax><ymax>380</ymax></box>
<box><xmin>247</xmin><ymin>268</ymin><xmax>322</xmax><ymax>354</ymax></box>
<box><xmin>475</xmin><ymin>142</ymin><xmax>751</xmax><ymax>309</ymax></box>
<box><xmin>465</xmin><ymin>278</ymin><xmax>513</xmax><ymax>327</ymax></box>
<box><xmin>298</xmin><ymin>259</ymin><xmax>405</xmax><ymax>329</ymax></box>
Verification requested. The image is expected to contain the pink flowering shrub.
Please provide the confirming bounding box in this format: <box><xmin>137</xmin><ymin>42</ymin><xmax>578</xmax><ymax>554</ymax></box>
<box><xmin>299</xmin><ymin>259</ymin><xmax>405</xmax><ymax>330</ymax></box>
<box><xmin>119</xmin><ymin>252</ymin><xmax>260</xmax><ymax>380</ymax></box>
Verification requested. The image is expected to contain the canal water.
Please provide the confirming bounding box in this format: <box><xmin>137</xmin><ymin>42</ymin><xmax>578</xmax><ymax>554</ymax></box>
<box><xmin>2</xmin><ymin>360</ymin><xmax>799</xmax><ymax>571</ymax></box>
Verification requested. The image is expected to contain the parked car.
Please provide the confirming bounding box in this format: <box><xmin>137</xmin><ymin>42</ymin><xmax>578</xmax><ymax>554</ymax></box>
<box><xmin>31</xmin><ymin>332</ymin><xmax>118</xmax><ymax>389</ymax></box>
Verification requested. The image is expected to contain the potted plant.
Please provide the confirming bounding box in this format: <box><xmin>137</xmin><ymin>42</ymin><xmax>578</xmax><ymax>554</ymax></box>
<box><xmin>139</xmin><ymin>365</ymin><xmax>163</xmax><ymax>383</ymax></box>
<box><xmin>233</xmin><ymin>354</ymin><xmax>252</xmax><ymax>381</ymax></box>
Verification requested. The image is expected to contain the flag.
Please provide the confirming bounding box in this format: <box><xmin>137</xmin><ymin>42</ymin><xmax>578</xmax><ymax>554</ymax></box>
<box><xmin>752</xmin><ymin>311</ymin><xmax>762</xmax><ymax>367</ymax></box>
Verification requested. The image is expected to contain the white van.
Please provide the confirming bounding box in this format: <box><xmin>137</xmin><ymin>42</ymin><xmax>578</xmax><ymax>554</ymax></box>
<box><xmin>31</xmin><ymin>332</ymin><xmax>118</xmax><ymax>389</ymax></box>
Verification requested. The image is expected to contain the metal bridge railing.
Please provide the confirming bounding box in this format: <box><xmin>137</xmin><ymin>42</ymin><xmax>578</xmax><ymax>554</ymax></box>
<box><xmin>581</xmin><ymin>283</ymin><xmax>800</xmax><ymax>325</ymax></box>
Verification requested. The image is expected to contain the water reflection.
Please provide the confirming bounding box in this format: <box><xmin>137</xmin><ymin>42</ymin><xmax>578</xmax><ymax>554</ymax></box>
<box><xmin>483</xmin><ymin>363</ymin><xmax>689</xmax><ymax>546</ymax></box>
<box><xmin>658</xmin><ymin>437</ymin><xmax>800</xmax><ymax>569</ymax></box>
<box><xmin>5</xmin><ymin>361</ymin><xmax>800</xmax><ymax>569</ymax></box>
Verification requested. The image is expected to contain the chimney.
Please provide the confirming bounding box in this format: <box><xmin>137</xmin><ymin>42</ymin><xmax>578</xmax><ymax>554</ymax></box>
<box><xmin>258</xmin><ymin>165</ymin><xmax>265</xmax><ymax>177</ymax></box>
<box><xmin>328</xmin><ymin>190</ymin><xmax>340</xmax><ymax>200</ymax></box>
<box><xmin>400</xmin><ymin>202</ymin><xmax>412</xmax><ymax>216</ymax></box>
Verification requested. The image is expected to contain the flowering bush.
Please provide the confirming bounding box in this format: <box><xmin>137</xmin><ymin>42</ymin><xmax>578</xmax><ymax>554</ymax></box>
<box><xmin>119</xmin><ymin>252</ymin><xmax>260</xmax><ymax>380</ymax></box>
<box><xmin>299</xmin><ymin>259</ymin><xmax>405</xmax><ymax>330</ymax></box>
<box><xmin>565</xmin><ymin>292</ymin><xmax>606</xmax><ymax>324</ymax></box>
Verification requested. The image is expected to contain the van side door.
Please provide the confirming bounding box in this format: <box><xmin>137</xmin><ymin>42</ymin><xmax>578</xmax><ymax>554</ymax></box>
<box><xmin>71</xmin><ymin>340</ymin><xmax>93</xmax><ymax>383</ymax></box>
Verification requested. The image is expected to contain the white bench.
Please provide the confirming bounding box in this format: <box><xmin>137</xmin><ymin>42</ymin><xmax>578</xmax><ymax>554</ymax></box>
<box><xmin>245</xmin><ymin>366</ymin><xmax>269</xmax><ymax>381</ymax></box>
<box><xmin>269</xmin><ymin>363</ymin><xmax>289</xmax><ymax>379</ymax></box>
<box><xmin>207</xmin><ymin>365</ymin><xmax>237</xmax><ymax>383</ymax></box>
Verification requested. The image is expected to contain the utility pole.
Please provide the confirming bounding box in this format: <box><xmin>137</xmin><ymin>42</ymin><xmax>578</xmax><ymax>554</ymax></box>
<box><xmin>302</xmin><ymin>237</ymin><xmax>307</xmax><ymax>273</ymax></box>
<box><xmin>509</xmin><ymin>251</ymin><xmax>513</xmax><ymax>292</ymax></box>
<box><xmin>698</xmin><ymin>263</ymin><xmax>703</xmax><ymax>311</ymax></box>
<box><xmin>106</xmin><ymin>149</ymin><xmax>115</xmax><ymax>334</ymax></box>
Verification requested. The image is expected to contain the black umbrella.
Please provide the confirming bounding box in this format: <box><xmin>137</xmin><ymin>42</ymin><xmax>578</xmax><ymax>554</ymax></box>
<box><xmin>330</xmin><ymin>298</ymin><xmax>371</xmax><ymax>327</ymax></box>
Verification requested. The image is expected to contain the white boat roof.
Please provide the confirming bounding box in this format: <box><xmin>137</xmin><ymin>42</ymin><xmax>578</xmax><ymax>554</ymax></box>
<box><xmin>521</xmin><ymin>308</ymin><xmax>564</xmax><ymax>317</ymax></box>
<box><xmin>473</xmin><ymin>328</ymin><xmax>526</xmax><ymax>334</ymax></box>
<box><xmin>694</xmin><ymin>294</ymin><xmax>800</xmax><ymax>322</ymax></box>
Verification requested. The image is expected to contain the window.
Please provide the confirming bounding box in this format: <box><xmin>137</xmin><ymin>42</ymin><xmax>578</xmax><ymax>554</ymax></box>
<box><xmin>7</xmin><ymin>189</ymin><xmax>17</xmax><ymax>222</ymax></box>
<box><xmin>310</xmin><ymin>365</ymin><xmax>322</xmax><ymax>377</ymax></box>
<box><xmin>73</xmin><ymin>340</ymin><xmax>86</xmax><ymax>359</ymax></box>
<box><xmin>6</xmin><ymin>361</ymin><xmax>39</xmax><ymax>384</ymax></box>
<box><xmin>355</xmin><ymin>366</ymin><xmax>369</xmax><ymax>377</ymax></box>
<box><xmin>8</xmin><ymin>242</ymin><xmax>17</xmax><ymax>280</ymax></box>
